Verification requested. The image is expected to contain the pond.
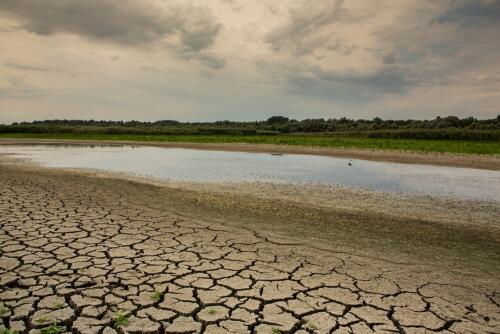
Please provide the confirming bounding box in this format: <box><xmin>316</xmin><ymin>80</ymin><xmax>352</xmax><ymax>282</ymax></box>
<box><xmin>1</xmin><ymin>144</ymin><xmax>499</xmax><ymax>201</ymax></box>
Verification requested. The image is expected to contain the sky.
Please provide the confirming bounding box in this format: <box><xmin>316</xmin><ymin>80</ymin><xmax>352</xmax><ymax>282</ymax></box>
<box><xmin>0</xmin><ymin>0</ymin><xmax>499</xmax><ymax>123</ymax></box>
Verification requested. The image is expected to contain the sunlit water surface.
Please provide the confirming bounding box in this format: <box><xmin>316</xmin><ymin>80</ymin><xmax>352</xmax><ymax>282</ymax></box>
<box><xmin>1</xmin><ymin>144</ymin><xmax>499</xmax><ymax>201</ymax></box>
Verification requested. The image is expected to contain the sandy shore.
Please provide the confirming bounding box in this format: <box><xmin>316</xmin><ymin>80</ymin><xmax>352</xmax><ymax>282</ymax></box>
<box><xmin>1</xmin><ymin>137</ymin><xmax>499</xmax><ymax>170</ymax></box>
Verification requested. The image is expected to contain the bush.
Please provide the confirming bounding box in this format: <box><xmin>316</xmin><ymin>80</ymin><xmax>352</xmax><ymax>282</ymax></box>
<box><xmin>1</xmin><ymin>115</ymin><xmax>499</xmax><ymax>141</ymax></box>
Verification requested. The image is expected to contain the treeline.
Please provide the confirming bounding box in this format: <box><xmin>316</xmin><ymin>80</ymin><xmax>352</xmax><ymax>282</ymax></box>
<box><xmin>2</xmin><ymin>115</ymin><xmax>499</xmax><ymax>140</ymax></box>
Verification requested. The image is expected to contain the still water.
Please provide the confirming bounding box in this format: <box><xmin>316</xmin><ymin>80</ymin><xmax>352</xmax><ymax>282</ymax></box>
<box><xmin>1</xmin><ymin>144</ymin><xmax>499</xmax><ymax>201</ymax></box>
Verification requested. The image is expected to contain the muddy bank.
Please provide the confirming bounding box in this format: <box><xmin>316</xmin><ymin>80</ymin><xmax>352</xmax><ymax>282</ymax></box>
<box><xmin>1</xmin><ymin>159</ymin><xmax>499</xmax><ymax>277</ymax></box>
<box><xmin>2</xmin><ymin>163</ymin><xmax>499</xmax><ymax>333</ymax></box>
<box><xmin>1</xmin><ymin>137</ymin><xmax>499</xmax><ymax>170</ymax></box>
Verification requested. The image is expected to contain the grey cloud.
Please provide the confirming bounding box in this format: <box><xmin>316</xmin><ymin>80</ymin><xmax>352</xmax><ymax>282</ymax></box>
<box><xmin>196</xmin><ymin>53</ymin><xmax>227</xmax><ymax>70</ymax></box>
<box><xmin>0</xmin><ymin>88</ymin><xmax>45</xmax><ymax>99</ymax></box>
<box><xmin>436</xmin><ymin>0</ymin><xmax>500</xmax><ymax>25</ymax></box>
<box><xmin>383</xmin><ymin>54</ymin><xmax>397</xmax><ymax>65</ymax></box>
<box><xmin>177</xmin><ymin>48</ymin><xmax>227</xmax><ymax>70</ymax></box>
<box><xmin>1</xmin><ymin>1</ymin><xmax>499</xmax><ymax>121</ymax></box>
<box><xmin>265</xmin><ymin>0</ymin><xmax>346</xmax><ymax>54</ymax></box>
<box><xmin>140</xmin><ymin>65</ymin><xmax>160</xmax><ymax>72</ymax></box>
<box><xmin>258</xmin><ymin>59</ymin><xmax>413</xmax><ymax>102</ymax></box>
<box><xmin>261</xmin><ymin>1</ymin><xmax>417</xmax><ymax>100</ymax></box>
<box><xmin>0</xmin><ymin>76</ymin><xmax>46</xmax><ymax>99</ymax></box>
<box><xmin>4</xmin><ymin>61</ymin><xmax>78</xmax><ymax>76</ymax></box>
<box><xmin>370</xmin><ymin>0</ymin><xmax>500</xmax><ymax>95</ymax></box>
<box><xmin>284</xmin><ymin>71</ymin><xmax>394</xmax><ymax>104</ymax></box>
<box><xmin>311</xmin><ymin>66</ymin><xmax>412</xmax><ymax>94</ymax></box>
<box><xmin>220</xmin><ymin>0</ymin><xmax>243</xmax><ymax>12</ymax></box>
<box><xmin>5</xmin><ymin>61</ymin><xmax>53</xmax><ymax>72</ymax></box>
<box><xmin>265</xmin><ymin>0</ymin><xmax>499</xmax><ymax>101</ymax></box>
<box><xmin>178</xmin><ymin>14</ymin><xmax>222</xmax><ymax>52</ymax></box>
<box><xmin>326</xmin><ymin>39</ymin><xmax>357</xmax><ymax>56</ymax></box>
<box><xmin>0</xmin><ymin>0</ymin><xmax>222</xmax><ymax>53</ymax></box>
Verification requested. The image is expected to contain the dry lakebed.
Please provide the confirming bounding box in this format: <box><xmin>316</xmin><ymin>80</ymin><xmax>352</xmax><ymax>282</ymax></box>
<box><xmin>0</xmin><ymin>142</ymin><xmax>499</xmax><ymax>334</ymax></box>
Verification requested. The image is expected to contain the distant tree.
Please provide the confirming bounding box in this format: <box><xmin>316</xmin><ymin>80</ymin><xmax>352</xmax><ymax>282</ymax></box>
<box><xmin>154</xmin><ymin>120</ymin><xmax>180</xmax><ymax>126</ymax></box>
<box><xmin>266</xmin><ymin>116</ymin><xmax>289</xmax><ymax>124</ymax></box>
<box><xmin>2</xmin><ymin>115</ymin><xmax>498</xmax><ymax>140</ymax></box>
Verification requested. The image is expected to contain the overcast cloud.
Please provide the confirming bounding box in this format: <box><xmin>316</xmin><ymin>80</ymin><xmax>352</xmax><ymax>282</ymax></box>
<box><xmin>0</xmin><ymin>0</ymin><xmax>499</xmax><ymax>123</ymax></box>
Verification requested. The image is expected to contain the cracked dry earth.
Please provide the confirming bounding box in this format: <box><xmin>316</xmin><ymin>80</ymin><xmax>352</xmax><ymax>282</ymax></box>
<box><xmin>1</xmin><ymin>170</ymin><xmax>499</xmax><ymax>334</ymax></box>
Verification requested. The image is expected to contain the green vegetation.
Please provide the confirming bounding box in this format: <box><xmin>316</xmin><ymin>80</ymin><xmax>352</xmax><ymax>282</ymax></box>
<box><xmin>0</xmin><ymin>327</ymin><xmax>19</xmax><ymax>334</ymax></box>
<box><xmin>112</xmin><ymin>310</ymin><xmax>129</xmax><ymax>328</ymax></box>
<box><xmin>2</xmin><ymin>115</ymin><xmax>500</xmax><ymax>139</ymax></box>
<box><xmin>150</xmin><ymin>291</ymin><xmax>163</xmax><ymax>301</ymax></box>
<box><xmin>40</xmin><ymin>322</ymin><xmax>65</xmax><ymax>334</ymax></box>
<box><xmin>54</xmin><ymin>302</ymin><xmax>65</xmax><ymax>309</ymax></box>
<box><xmin>305</xmin><ymin>321</ymin><xmax>318</xmax><ymax>330</ymax></box>
<box><xmin>0</xmin><ymin>306</ymin><xmax>7</xmax><ymax>316</ymax></box>
<box><xmin>207</xmin><ymin>308</ymin><xmax>216</xmax><ymax>315</ymax></box>
<box><xmin>35</xmin><ymin>316</ymin><xmax>50</xmax><ymax>323</ymax></box>
<box><xmin>0</xmin><ymin>116</ymin><xmax>498</xmax><ymax>154</ymax></box>
<box><xmin>271</xmin><ymin>327</ymin><xmax>282</xmax><ymax>334</ymax></box>
<box><xmin>1</xmin><ymin>132</ymin><xmax>498</xmax><ymax>155</ymax></box>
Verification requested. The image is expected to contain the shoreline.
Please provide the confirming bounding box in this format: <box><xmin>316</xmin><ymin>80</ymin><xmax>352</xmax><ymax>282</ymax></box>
<box><xmin>1</xmin><ymin>158</ymin><xmax>499</xmax><ymax>277</ymax></box>
<box><xmin>2</xmin><ymin>162</ymin><xmax>499</xmax><ymax>332</ymax></box>
<box><xmin>1</xmin><ymin>137</ymin><xmax>499</xmax><ymax>170</ymax></box>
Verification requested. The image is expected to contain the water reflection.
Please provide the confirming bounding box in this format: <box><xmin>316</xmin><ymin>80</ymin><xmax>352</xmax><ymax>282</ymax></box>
<box><xmin>1</xmin><ymin>144</ymin><xmax>498</xmax><ymax>201</ymax></box>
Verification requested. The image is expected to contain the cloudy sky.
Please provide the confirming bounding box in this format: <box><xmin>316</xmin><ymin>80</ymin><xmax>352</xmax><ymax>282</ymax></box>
<box><xmin>0</xmin><ymin>0</ymin><xmax>499</xmax><ymax>123</ymax></box>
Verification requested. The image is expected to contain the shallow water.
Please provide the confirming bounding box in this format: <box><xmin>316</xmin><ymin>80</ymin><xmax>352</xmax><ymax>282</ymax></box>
<box><xmin>1</xmin><ymin>144</ymin><xmax>499</xmax><ymax>201</ymax></box>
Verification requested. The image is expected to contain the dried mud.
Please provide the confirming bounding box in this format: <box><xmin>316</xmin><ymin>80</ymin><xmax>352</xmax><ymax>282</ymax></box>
<box><xmin>0</xmin><ymin>162</ymin><xmax>499</xmax><ymax>333</ymax></box>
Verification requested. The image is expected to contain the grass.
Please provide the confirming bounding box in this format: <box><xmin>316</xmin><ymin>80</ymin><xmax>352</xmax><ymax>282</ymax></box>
<box><xmin>305</xmin><ymin>321</ymin><xmax>318</xmax><ymax>330</ymax></box>
<box><xmin>150</xmin><ymin>291</ymin><xmax>163</xmax><ymax>301</ymax></box>
<box><xmin>54</xmin><ymin>302</ymin><xmax>65</xmax><ymax>309</ymax></box>
<box><xmin>35</xmin><ymin>316</ymin><xmax>50</xmax><ymax>323</ymax></box>
<box><xmin>112</xmin><ymin>310</ymin><xmax>129</xmax><ymax>328</ymax></box>
<box><xmin>0</xmin><ymin>306</ymin><xmax>7</xmax><ymax>316</ymax></box>
<box><xmin>271</xmin><ymin>327</ymin><xmax>282</xmax><ymax>334</ymax></box>
<box><xmin>0</xmin><ymin>327</ymin><xmax>19</xmax><ymax>334</ymax></box>
<box><xmin>1</xmin><ymin>133</ymin><xmax>499</xmax><ymax>155</ymax></box>
<box><xmin>40</xmin><ymin>322</ymin><xmax>65</xmax><ymax>334</ymax></box>
<box><xmin>207</xmin><ymin>308</ymin><xmax>216</xmax><ymax>315</ymax></box>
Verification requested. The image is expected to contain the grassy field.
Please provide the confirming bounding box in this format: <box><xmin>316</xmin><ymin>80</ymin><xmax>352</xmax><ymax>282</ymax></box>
<box><xmin>1</xmin><ymin>132</ymin><xmax>499</xmax><ymax>154</ymax></box>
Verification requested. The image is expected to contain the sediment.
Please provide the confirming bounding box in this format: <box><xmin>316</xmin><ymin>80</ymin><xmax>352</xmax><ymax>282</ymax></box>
<box><xmin>1</xmin><ymin>163</ymin><xmax>499</xmax><ymax>333</ymax></box>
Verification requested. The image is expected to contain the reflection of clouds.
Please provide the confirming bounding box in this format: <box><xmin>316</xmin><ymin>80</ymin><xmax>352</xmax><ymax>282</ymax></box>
<box><xmin>377</xmin><ymin>163</ymin><xmax>500</xmax><ymax>200</ymax></box>
<box><xmin>0</xmin><ymin>145</ymin><xmax>498</xmax><ymax>201</ymax></box>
